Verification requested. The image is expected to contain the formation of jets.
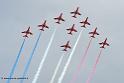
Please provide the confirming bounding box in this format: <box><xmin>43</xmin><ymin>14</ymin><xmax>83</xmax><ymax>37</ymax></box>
<box><xmin>22</xmin><ymin>7</ymin><xmax>109</xmax><ymax>50</ymax></box>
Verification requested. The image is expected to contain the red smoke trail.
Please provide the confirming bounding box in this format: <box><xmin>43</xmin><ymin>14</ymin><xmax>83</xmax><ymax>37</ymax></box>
<box><xmin>86</xmin><ymin>49</ymin><xmax>103</xmax><ymax>83</ymax></box>
<box><xmin>70</xmin><ymin>38</ymin><xmax>93</xmax><ymax>83</ymax></box>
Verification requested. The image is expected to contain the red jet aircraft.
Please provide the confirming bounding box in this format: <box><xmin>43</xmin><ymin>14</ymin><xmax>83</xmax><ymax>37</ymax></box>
<box><xmin>80</xmin><ymin>17</ymin><xmax>90</xmax><ymax>28</ymax></box>
<box><xmin>54</xmin><ymin>13</ymin><xmax>65</xmax><ymax>24</ymax></box>
<box><xmin>66</xmin><ymin>24</ymin><xmax>77</xmax><ymax>35</ymax></box>
<box><xmin>70</xmin><ymin>7</ymin><xmax>81</xmax><ymax>18</ymax></box>
<box><xmin>99</xmin><ymin>38</ymin><xmax>109</xmax><ymax>48</ymax></box>
<box><xmin>89</xmin><ymin>28</ymin><xmax>99</xmax><ymax>38</ymax></box>
<box><xmin>38</xmin><ymin>20</ymin><xmax>49</xmax><ymax>31</ymax></box>
<box><xmin>60</xmin><ymin>41</ymin><xmax>71</xmax><ymax>51</ymax></box>
<box><xmin>22</xmin><ymin>27</ymin><xmax>33</xmax><ymax>38</ymax></box>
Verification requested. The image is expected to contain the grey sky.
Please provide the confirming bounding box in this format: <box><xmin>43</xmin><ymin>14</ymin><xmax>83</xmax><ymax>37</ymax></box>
<box><xmin>0</xmin><ymin>0</ymin><xmax>124</xmax><ymax>83</ymax></box>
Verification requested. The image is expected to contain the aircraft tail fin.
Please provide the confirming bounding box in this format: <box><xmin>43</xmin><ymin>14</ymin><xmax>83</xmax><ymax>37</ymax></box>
<box><xmin>40</xmin><ymin>29</ymin><xmax>44</xmax><ymax>31</ymax></box>
<box><xmin>68</xmin><ymin>32</ymin><xmax>72</xmax><ymax>35</ymax></box>
<box><xmin>46</xmin><ymin>26</ymin><xmax>49</xmax><ymax>28</ymax></box>
<box><xmin>63</xmin><ymin>49</ymin><xmax>67</xmax><ymax>51</ymax></box>
<box><xmin>100</xmin><ymin>46</ymin><xmax>105</xmax><ymax>49</ymax></box>
<box><xmin>81</xmin><ymin>25</ymin><xmax>86</xmax><ymax>28</ymax></box>
<box><xmin>72</xmin><ymin>15</ymin><xmax>76</xmax><ymax>18</ymax></box>
<box><xmin>56</xmin><ymin>21</ymin><xmax>60</xmax><ymax>24</ymax></box>
<box><xmin>23</xmin><ymin>35</ymin><xmax>28</xmax><ymax>38</ymax></box>
<box><xmin>91</xmin><ymin>36</ymin><xmax>95</xmax><ymax>38</ymax></box>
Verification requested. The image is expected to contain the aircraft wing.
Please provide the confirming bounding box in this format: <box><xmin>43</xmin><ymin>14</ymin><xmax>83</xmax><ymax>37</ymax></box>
<box><xmin>61</xmin><ymin>18</ymin><xmax>65</xmax><ymax>21</ymax></box>
<box><xmin>87</xmin><ymin>22</ymin><xmax>90</xmax><ymax>25</ymax></box>
<box><xmin>66</xmin><ymin>28</ymin><xmax>71</xmax><ymax>30</ymax></box>
<box><xmin>67</xmin><ymin>46</ymin><xmax>71</xmax><ymax>49</ymax></box>
<box><xmin>38</xmin><ymin>24</ymin><xmax>42</xmax><ymax>27</ymax></box>
<box><xmin>70</xmin><ymin>11</ymin><xmax>75</xmax><ymax>14</ymax></box>
<box><xmin>73</xmin><ymin>29</ymin><xmax>77</xmax><ymax>32</ymax></box>
<box><xmin>89</xmin><ymin>32</ymin><xmax>94</xmax><ymax>34</ymax></box>
<box><xmin>60</xmin><ymin>45</ymin><xmax>65</xmax><ymax>47</ymax></box>
<box><xmin>29</xmin><ymin>32</ymin><xmax>33</xmax><ymax>35</ymax></box>
<box><xmin>46</xmin><ymin>26</ymin><xmax>49</xmax><ymax>28</ymax></box>
<box><xmin>99</xmin><ymin>42</ymin><xmax>103</xmax><ymax>45</ymax></box>
<box><xmin>22</xmin><ymin>31</ymin><xmax>26</xmax><ymax>33</ymax></box>
<box><xmin>96</xmin><ymin>32</ymin><xmax>99</xmax><ymax>35</ymax></box>
<box><xmin>106</xmin><ymin>43</ymin><xmax>110</xmax><ymax>46</ymax></box>
<box><xmin>54</xmin><ymin>17</ymin><xmax>58</xmax><ymax>19</ymax></box>
<box><xmin>77</xmin><ymin>12</ymin><xmax>81</xmax><ymax>15</ymax></box>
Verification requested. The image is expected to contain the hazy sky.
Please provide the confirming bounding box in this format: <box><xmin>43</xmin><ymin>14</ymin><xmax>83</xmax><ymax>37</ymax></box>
<box><xmin>0</xmin><ymin>0</ymin><xmax>124</xmax><ymax>83</ymax></box>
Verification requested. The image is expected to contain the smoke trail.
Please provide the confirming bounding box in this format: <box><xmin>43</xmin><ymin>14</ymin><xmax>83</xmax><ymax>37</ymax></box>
<box><xmin>49</xmin><ymin>54</ymin><xmax>65</xmax><ymax>83</ymax></box>
<box><xmin>58</xmin><ymin>30</ymin><xmax>83</xmax><ymax>83</ymax></box>
<box><xmin>86</xmin><ymin>49</ymin><xmax>103</xmax><ymax>83</ymax></box>
<box><xmin>32</xmin><ymin>29</ymin><xmax>57</xmax><ymax>83</ymax></box>
<box><xmin>6</xmin><ymin>38</ymin><xmax>26</xmax><ymax>83</ymax></box>
<box><xmin>20</xmin><ymin>31</ymin><xmax>42</xmax><ymax>83</ymax></box>
<box><xmin>70</xmin><ymin>38</ymin><xmax>93</xmax><ymax>83</ymax></box>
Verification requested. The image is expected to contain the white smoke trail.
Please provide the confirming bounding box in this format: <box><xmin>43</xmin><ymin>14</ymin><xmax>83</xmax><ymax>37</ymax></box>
<box><xmin>49</xmin><ymin>54</ymin><xmax>65</xmax><ymax>83</ymax></box>
<box><xmin>32</xmin><ymin>29</ymin><xmax>57</xmax><ymax>83</ymax></box>
<box><xmin>58</xmin><ymin>30</ymin><xmax>83</xmax><ymax>83</ymax></box>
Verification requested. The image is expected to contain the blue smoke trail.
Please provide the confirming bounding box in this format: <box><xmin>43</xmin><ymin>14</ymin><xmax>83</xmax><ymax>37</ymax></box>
<box><xmin>6</xmin><ymin>38</ymin><xmax>26</xmax><ymax>83</ymax></box>
<box><xmin>20</xmin><ymin>31</ymin><xmax>42</xmax><ymax>83</ymax></box>
<box><xmin>32</xmin><ymin>28</ymin><xmax>57</xmax><ymax>83</ymax></box>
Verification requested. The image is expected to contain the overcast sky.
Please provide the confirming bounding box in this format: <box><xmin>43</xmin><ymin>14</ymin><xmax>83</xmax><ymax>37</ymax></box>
<box><xmin>0</xmin><ymin>0</ymin><xmax>124</xmax><ymax>83</ymax></box>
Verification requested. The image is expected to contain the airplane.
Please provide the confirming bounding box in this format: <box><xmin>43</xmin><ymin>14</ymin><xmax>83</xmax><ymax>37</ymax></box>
<box><xmin>38</xmin><ymin>20</ymin><xmax>49</xmax><ymax>31</ymax></box>
<box><xmin>99</xmin><ymin>38</ymin><xmax>109</xmax><ymax>48</ymax></box>
<box><xmin>22</xmin><ymin>27</ymin><xmax>33</xmax><ymax>38</ymax></box>
<box><xmin>89</xmin><ymin>28</ymin><xmax>99</xmax><ymax>38</ymax></box>
<box><xmin>60</xmin><ymin>41</ymin><xmax>71</xmax><ymax>51</ymax></box>
<box><xmin>66</xmin><ymin>24</ymin><xmax>77</xmax><ymax>35</ymax></box>
<box><xmin>70</xmin><ymin>7</ymin><xmax>81</xmax><ymax>18</ymax></box>
<box><xmin>80</xmin><ymin>17</ymin><xmax>90</xmax><ymax>28</ymax></box>
<box><xmin>54</xmin><ymin>13</ymin><xmax>65</xmax><ymax>24</ymax></box>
